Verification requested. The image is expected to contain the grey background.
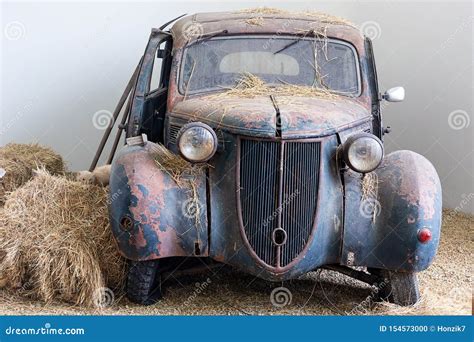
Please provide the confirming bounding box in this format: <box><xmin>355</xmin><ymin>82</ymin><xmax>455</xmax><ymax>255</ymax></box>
<box><xmin>1</xmin><ymin>1</ymin><xmax>473</xmax><ymax>213</ymax></box>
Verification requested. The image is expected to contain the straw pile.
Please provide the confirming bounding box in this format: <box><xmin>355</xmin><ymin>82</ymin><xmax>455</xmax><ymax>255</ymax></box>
<box><xmin>237</xmin><ymin>7</ymin><xmax>356</xmax><ymax>28</ymax></box>
<box><xmin>150</xmin><ymin>143</ymin><xmax>208</xmax><ymax>185</ymax></box>
<box><xmin>151</xmin><ymin>143</ymin><xmax>206</xmax><ymax>228</ymax></box>
<box><xmin>244</xmin><ymin>17</ymin><xmax>265</xmax><ymax>26</ymax></box>
<box><xmin>212</xmin><ymin>73</ymin><xmax>339</xmax><ymax>100</ymax></box>
<box><xmin>151</xmin><ymin>144</ymin><xmax>192</xmax><ymax>184</ymax></box>
<box><xmin>0</xmin><ymin>143</ymin><xmax>65</xmax><ymax>204</ymax></box>
<box><xmin>0</xmin><ymin>170</ymin><xmax>125</xmax><ymax>307</ymax></box>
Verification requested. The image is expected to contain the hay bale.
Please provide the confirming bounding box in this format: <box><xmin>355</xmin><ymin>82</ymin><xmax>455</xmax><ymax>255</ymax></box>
<box><xmin>0</xmin><ymin>143</ymin><xmax>65</xmax><ymax>204</ymax></box>
<box><xmin>0</xmin><ymin>170</ymin><xmax>125</xmax><ymax>307</ymax></box>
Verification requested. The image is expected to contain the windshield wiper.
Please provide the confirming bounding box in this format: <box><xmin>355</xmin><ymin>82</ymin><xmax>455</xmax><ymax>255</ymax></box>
<box><xmin>273</xmin><ymin>30</ymin><xmax>314</xmax><ymax>54</ymax></box>
<box><xmin>195</xmin><ymin>29</ymin><xmax>228</xmax><ymax>43</ymax></box>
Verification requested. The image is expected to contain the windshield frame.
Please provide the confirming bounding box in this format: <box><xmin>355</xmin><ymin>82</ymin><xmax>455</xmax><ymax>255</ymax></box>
<box><xmin>177</xmin><ymin>34</ymin><xmax>362</xmax><ymax>97</ymax></box>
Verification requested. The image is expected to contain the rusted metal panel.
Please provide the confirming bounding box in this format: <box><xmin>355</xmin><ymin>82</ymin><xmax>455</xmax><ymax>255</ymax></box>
<box><xmin>109</xmin><ymin>142</ymin><xmax>208</xmax><ymax>260</ymax></box>
<box><xmin>170</xmin><ymin>95</ymin><xmax>372</xmax><ymax>139</ymax></box>
<box><xmin>170</xmin><ymin>12</ymin><xmax>365</xmax><ymax>51</ymax></box>
<box><xmin>341</xmin><ymin>150</ymin><xmax>442</xmax><ymax>272</ymax></box>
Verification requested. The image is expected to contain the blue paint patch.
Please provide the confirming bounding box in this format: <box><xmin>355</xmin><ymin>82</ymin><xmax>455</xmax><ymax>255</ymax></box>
<box><xmin>137</xmin><ymin>223</ymin><xmax>161</xmax><ymax>257</ymax></box>
<box><xmin>130</xmin><ymin>194</ymin><xmax>139</xmax><ymax>208</ymax></box>
<box><xmin>149</xmin><ymin>203</ymin><xmax>158</xmax><ymax>214</ymax></box>
<box><xmin>137</xmin><ymin>184</ymin><xmax>149</xmax><ymax>198</ymax></box>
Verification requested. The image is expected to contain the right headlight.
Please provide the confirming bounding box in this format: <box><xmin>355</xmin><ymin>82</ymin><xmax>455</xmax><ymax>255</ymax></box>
<box><xmin>342</xmin><ymin>133</ymin><xmax>384</xmax><ymax>173</ymax></box>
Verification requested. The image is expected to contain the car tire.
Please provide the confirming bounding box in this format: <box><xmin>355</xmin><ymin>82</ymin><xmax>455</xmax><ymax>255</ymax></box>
<box><xmin>126</xmin><ymin>260</ymin><xmax>162</xmax><ymax>305</ymax></box>
<box><xmin>378</xmin><ymin>270</ymin><xmax>420</xmax><ymax>306</ymax></box>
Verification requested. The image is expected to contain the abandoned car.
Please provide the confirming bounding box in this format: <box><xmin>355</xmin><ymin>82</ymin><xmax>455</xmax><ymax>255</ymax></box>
<box><xmin>103</xmin><ymin>10</ymin><xmax>442</xmax><ymax>306</ymax></box>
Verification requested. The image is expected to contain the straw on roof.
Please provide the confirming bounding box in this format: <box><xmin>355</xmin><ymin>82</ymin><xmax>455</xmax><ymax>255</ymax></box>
<box><xmin>237</xmin><ymin>7</ymin><xmax>356</xmax><ymax>27</ymax></box>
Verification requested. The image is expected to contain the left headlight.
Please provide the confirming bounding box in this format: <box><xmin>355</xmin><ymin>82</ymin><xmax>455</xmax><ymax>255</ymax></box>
<box><xmin>177</xmin><ymin>122</ymin><xmax>217</xmax><ymax>163</ymax></box>
<box><xmin>341</xmin><ymin>133</ymin><xmax>384</xmax><ymax>173</ymax></box>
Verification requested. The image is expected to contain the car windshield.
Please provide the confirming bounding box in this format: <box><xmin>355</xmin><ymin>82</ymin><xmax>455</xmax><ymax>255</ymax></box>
<box><xmin>180</xmin><ymin>36</ymin><xmax>360</xmax><ymax>95</ymax></box>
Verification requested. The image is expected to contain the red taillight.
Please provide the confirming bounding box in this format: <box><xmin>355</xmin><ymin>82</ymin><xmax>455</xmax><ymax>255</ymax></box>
<box><xmin>417</xmin><ymin>228</ymin><xmax>432</xmax><ymax>243</ymax></box>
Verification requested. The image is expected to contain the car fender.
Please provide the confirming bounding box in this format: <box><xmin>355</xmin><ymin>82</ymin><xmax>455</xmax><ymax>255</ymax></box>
<box><xmin>109</xmin><ymin>142</ymin><xmax>208</xmax><ymax>261</ymax></box>
<box><xmin>342</xmin><ymin>150</ymin><xmax>442</xmax><ymax>272</ymax></box>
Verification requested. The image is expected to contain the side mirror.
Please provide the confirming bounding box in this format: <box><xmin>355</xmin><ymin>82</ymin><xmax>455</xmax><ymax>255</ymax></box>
<box><xmin>382</xmin><ymin>87</ymin><xmax>405</xmax><ymax>102</ymax></box>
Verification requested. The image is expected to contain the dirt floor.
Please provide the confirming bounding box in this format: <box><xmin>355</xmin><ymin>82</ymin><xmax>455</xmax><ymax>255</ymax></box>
<box><xmin>0</xmin><ymin>209</ymin><xmax>471</xmax><ymax>315</ymax></box>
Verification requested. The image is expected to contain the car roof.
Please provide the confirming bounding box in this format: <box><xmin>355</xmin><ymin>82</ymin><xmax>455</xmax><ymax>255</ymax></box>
<box><xmin>170</xmin><ymin>9</ymin><xmax>364</xmax><ymax>49</ymax></box>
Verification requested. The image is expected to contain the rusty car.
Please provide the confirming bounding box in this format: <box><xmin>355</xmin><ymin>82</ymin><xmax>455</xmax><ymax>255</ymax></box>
<box><xmin>99</xmin><ymin>10</ymin><xmax>442</xmax><ymax>306</ymax></box>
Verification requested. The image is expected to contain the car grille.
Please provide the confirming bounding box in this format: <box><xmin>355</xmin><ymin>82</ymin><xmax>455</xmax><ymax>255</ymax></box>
<box><xmin>239</xmin><ymin>138</ymin><xmax>320</xmax><ymax>267</ymax></box>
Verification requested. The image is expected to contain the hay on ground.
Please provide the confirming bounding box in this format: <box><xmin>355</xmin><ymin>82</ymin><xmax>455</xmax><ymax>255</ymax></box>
<box><xmin>212</xmin><ymin>73</ymin><xmax>339</xmax><ymax>100</ymax></box>
<box><xmin>0</xmin><ymin>169</ymin><xmax>125</xmax><ymax>307</ymax></box>
<box><xmin>0</xmin><ymin>143</ymin><xmax>65</xmax><ymax>204</ymax></box>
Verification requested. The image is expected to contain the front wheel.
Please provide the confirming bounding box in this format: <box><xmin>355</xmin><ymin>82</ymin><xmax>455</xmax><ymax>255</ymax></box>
<box><xmin>126</xmin><ymin>260</ymin><xmax>162</xmax><ymax>305</ymax></box>
<box><xmin>378</xmin><ymin>270</ymin><xmax>420</xmax><ymax>306</ymax></box>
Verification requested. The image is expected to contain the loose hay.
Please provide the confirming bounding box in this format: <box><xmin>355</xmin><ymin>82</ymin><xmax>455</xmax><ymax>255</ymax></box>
<box><xmin>237</xmin><ymin>7</ymin><xmax>356</xmax><ymax>28</ymax></box>
<box><xmin>213</xmin><ymin>73</ymin><xmax>339</xmax><ymax>100</ymax></box>
<box><xmin>150</xmin><ymin>144</ymin><xmax>193</xmax><ymax>185</ymax></box>
<box><xmin>244</xmin><ymin>17</ymin><xmax>265</xmax><ymax>26</ymax></box>
<box><xmin>0</xmin><ymin>170</ymin><xmax>125</xmax><ymax>307</ymax></box>
<box><xmin>151</xmin><ymin>144</ymin><xmax>206</xmax><ymax>228</ymax></box>
<box><xmin>0</xmin><ymin>143</ymin><xmax>65</xmax><ymax>204</ymax></box>
<box><xmin>238</xmin><ymin>7</ymin><xmax>287</xmax><ymax>15</ymax></box>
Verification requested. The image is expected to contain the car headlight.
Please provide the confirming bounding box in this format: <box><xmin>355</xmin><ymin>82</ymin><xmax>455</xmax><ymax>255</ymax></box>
<box><xmin>177</xmin><ymin>122</ymin><xmax>217</xmax><ymax>163</ymax></box>
<box><xmin>342</xmin><ymin>133</ymin><xmax>384</xmax><ymax>173</ymax></box>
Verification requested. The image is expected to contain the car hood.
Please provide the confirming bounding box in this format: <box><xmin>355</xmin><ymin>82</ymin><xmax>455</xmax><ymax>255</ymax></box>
<box><xmin>170</xmin><ymin>94</ymin><xmax>371</xmax><ymax>138</ymax></box>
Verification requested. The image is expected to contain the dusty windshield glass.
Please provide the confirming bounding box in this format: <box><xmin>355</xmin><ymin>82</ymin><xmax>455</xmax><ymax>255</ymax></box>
<box><xmin>180</xmin><ymin>36</ymin><xmax>359</xmax><ymax>95</ymax></box>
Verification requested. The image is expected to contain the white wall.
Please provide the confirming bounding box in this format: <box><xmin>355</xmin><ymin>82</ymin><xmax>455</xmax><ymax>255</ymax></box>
<box><xmin>1</xmin><ymin>0</ymin><xmax>473</xmax><ymax>213</ymax></box>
